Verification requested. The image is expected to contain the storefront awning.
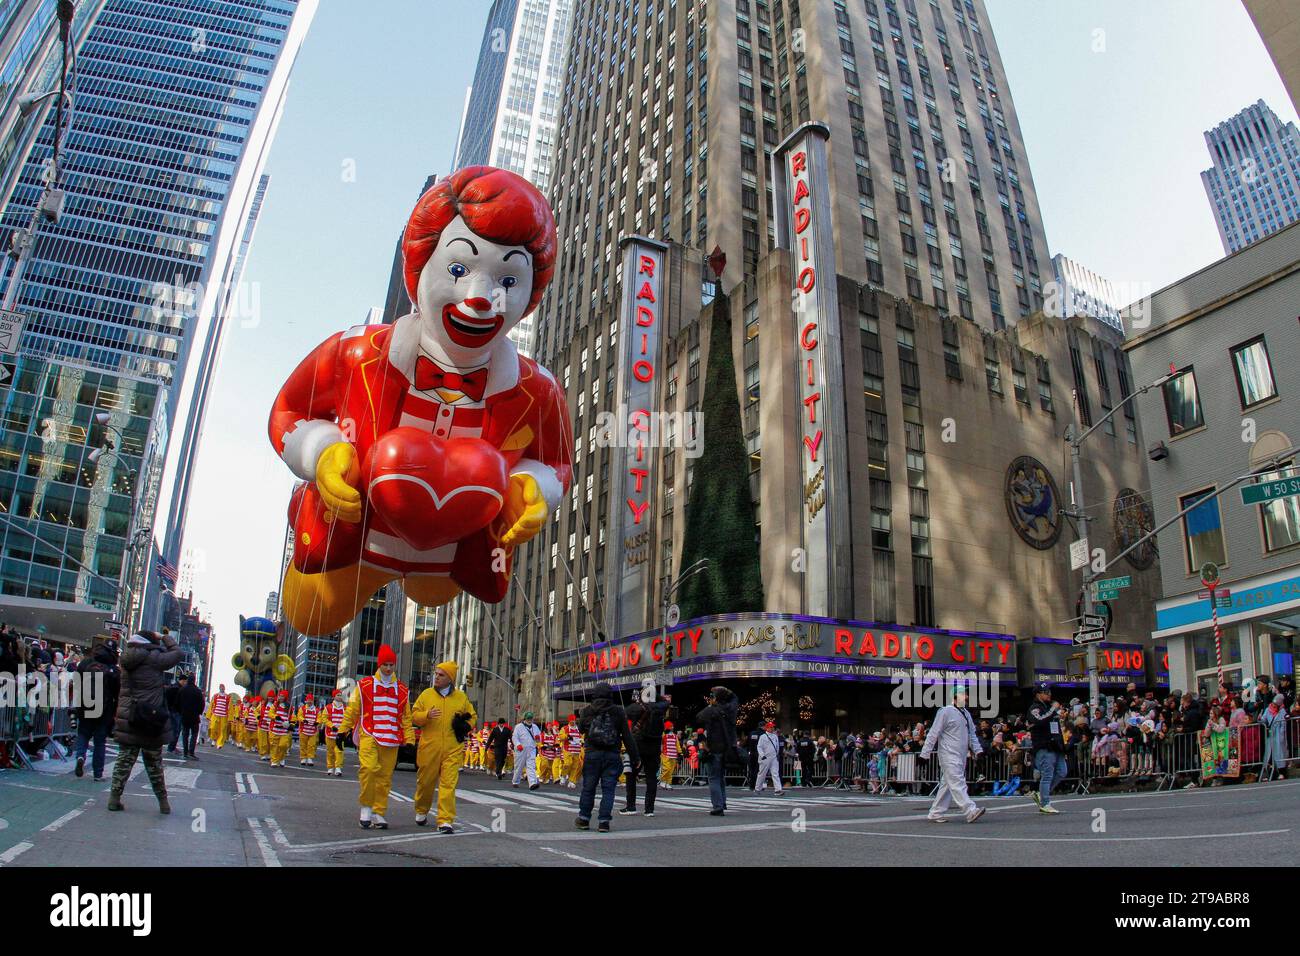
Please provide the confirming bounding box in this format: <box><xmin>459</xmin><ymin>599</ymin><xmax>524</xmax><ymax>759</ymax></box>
<box><xmin>0</xmin><ymin>595</ymin><xmax>114</xmax><ymax>649</ymax></box>
<box><xmin>1154</xmin><ymin>569</ymin><xmax>1300</xmax><ymax>639</ymax></box>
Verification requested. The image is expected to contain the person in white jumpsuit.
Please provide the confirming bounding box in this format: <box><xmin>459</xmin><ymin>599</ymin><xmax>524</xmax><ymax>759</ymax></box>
<box><xmin>919</xmin><ymin>691</ymin><xmax>986</xmax><ymax>823</ymax></box>
<box><xmin>754</xmin><ymin>721</ymin><xmax>785</xmax><ymax>794</ymax></box>
<box><xmin>511</xmin><ymin>713</ymin><xmax>542</xmax><ymax>789</ymax></box>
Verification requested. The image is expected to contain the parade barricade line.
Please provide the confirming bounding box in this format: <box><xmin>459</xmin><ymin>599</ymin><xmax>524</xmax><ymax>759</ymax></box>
<box><xmin>886</xmin><ymin>750</ymin><xmax>940</xmax><ymax>795</ymax></box>
<box><xmin>1155</xmin><ymin>731</ymin><xmax>1204</xmax><ymax>790</ymax></box>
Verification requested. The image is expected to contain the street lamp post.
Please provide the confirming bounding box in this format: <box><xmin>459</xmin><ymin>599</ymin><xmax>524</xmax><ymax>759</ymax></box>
<box><xmin>657</xmin><ymin>558</ymin><xmax>710</xmax><ymax>695</ymax></box>
<box><xmin>2</xmin><ymin>1</ymin><xmax>76</xmax><ymax>312</ymax></box>
<box><xmin>1065</xmin><ymin>369</ymin><xmax>1174</xmax><ymax>709</ymax></box>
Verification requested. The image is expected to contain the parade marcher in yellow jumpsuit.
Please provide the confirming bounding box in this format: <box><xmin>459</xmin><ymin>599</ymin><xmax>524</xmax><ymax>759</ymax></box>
<box><xmin>257</xmin><ymin>694</ymin><xmax>274</xmax><ymax>760</ymax></box>
<box><xmin>411</xmin><ymin>660</ymin><xmax>477</xmax><ymax>833</ymax></box>
<box><xmin>336</xmin><ymin>644</ymin><xmax>412</xmax><ymax>829</ymax></box>
<box><xmin>549</xmin><ymin>720</ymin><xmax>566</xmax><ymax>782</ymax></box>
<box><xmin>537</xmin><ymin>722</ymin><xmax>559</xmax><ymax>783</ymax></box>
<box><xmin>480</xmin><ymin>724</ymin><xmax>495</xmax><ymax>774</ymax></box>
<box><xmin>659</xmin><ymin>721</ymin><xmax>680</xmax><ymax>788</ymax></box>
<box><xmin>559</xmin><ymin>715</ymin><xmax>582</xmax><ymax>789</ymax></box>
<box><xmin>297</xmin><ymin>694</ymin><xmax>320</xmax><ymax>766</ymax></box>
<box><xmin>244</xmin><ymin>696</ymin><xmax>261</xmax><ymax>751</ymax></box>
<box><xmin>229</xmin><ymin>696</ymin><xmax>243</xmax><ymax>748</ymax></box>
<box><xmin>270</xmin><ymin>689</ymin><xmax>294</xmax><ymax>767</ymax></box>
<box><xmin>472</xmin><ymin>727</ymin><xmax>485</xmax><ymax>769</ymax></box>
<box><xmin>323</xmin><ymin>689</ymin><xmax>346</xmax><ymax>776</ymax></box>
<box><xmin>206</xmin><ymin>684</ymin><xmax>231</xmax><ymax>749</ymax></box>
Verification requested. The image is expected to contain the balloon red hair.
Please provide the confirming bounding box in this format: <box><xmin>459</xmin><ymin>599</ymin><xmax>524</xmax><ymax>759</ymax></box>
<box><xmin>402</xmin><ymin>166</ymin><xmax>557</xmax><ymax>318</ymax></box>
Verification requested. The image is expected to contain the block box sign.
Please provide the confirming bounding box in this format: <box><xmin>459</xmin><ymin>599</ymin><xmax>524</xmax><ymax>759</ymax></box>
<box><xmin>550</xmin><ymin>611</ymin><xmax>1019</xmax><ymax>697</ymax></box>
<box><xmin>604</xmin><ymin>235</ymin><xmax>670</xmax><ymax>639</ymax></box>
<box><xmin>772</xmin><ymin>122</ymin><xmax>851</xmax><ymax>618</ymax></box>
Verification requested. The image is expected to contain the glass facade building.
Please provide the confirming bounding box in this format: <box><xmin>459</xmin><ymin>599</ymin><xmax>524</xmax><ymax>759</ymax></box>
<box><xmin>0</xmin><ymin>0</ymin><xmax>107</xmax><ymax>216</ymax></box>
<box><xmin>454</xmin><ymin>0</ymin><xmax>574</xmax><ymax>357</ymax></box>
<box><xmin>0</xmin><ymin>0</ymin><xmax>316</xmax><ymax>640</ymax></box>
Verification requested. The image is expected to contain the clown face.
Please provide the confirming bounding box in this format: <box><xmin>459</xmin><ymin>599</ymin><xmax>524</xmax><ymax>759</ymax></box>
<box><xmin>416</xmin><ymin>215</ymin><xmax>534</xmax><ymax>366</ymax></box>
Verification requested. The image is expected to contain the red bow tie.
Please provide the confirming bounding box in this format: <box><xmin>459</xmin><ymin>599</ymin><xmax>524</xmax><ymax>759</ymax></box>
<box><xmin>414</xmin><ymin>356</ymin><xmax>489</xmax><ymax>401</ymax></box>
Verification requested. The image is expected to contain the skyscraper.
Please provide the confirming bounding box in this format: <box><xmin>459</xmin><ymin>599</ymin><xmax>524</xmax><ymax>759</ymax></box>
<box><xmin>534</xmin><ymin>0</ymin><xmax>1052</xmax><ymax>367</ymax></box>
<box><xmin>0</xmin><ymin>0</ymin><xmax>317</xmax><ymax>642</ymax></box>
<box><xmin>1050</xmin><ymin>253</ymin><xmax>1124</xmax><ymax>334</ymax></box>
<box><xmin>0</xmin><ymin>0</ymin><xmax>107</xmax><ymax>216</ymax></box>
<box><xmin>453</xmin><ymin>0</ymin><xmax>574</xmax><ymax>357</ymax></box>
<box><xmin>476</xmin><ymin>0</ymin><xmax>1155</xmax><ymax>725</ymax></box>
<box><xmin>1200</xmin><ymin>100</ymin><xmax>1300</xmax><ymax>254</ymax></box>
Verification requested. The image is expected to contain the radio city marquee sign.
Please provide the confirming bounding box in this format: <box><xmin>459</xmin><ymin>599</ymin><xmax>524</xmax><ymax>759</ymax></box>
<box><xmin>604</xmin><ymin>236</ymin><xmax>669</xmax><ymax>639</ymax></box>
<box><xmin>773</xmin><ymin>122</ymin><xmax>851</xmax><ymax>618</ymax></box>
<box><xmin>1023</xmin><ymin>636</ymin><xmax>1149</xmax><ymax>687</ymax></box>
<box><xmin>550</xmin><ymin>613</ymin><xmax>1018</xmax><ymax>693</ymax></box>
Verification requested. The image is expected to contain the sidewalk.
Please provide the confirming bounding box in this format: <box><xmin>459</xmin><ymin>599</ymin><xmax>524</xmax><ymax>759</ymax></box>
<box><xmin>1</xmin><ymin>755</ymin><xmax>253</xmax><ymax>867</ymax></box>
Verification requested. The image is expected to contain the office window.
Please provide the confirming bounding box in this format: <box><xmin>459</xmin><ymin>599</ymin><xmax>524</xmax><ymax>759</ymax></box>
<box><xmin>1230</xmin><ymin>337</ymin><xmax>1276</xmax><ymax>408</ymax></box>
<box><xmin>1257</xmin><ymin>466</ymin><xmax>1300</xmax><ymax>552</ymax></box>
<box><xmin>1180</xmin><ymin>488</ymin><xmax>1226</xmax><ymax>573</ymax></box>
<box><xmin>1162</xmin><ymin>368</ymin><xmax>1203</xmax><ymax>436</ymax></box>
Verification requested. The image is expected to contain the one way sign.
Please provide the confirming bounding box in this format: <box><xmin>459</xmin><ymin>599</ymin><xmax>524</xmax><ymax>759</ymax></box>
<box><xmin>1073</xmin><ymin>627</ymin><xmax>1105</xmax><ymax>646</ymax></box>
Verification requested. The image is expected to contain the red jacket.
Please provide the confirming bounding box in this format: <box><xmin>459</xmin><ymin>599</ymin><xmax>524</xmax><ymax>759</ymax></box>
<box><xmin>268</xmin><ymin>315</ymin><xmax>572</xmax><ymax>600</ymax></box>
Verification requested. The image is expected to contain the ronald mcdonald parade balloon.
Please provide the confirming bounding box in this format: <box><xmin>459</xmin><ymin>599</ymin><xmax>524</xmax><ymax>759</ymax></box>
<box><xmin>232</xmin><ymin>615</ymin><xmax>296</xmax><ymax>697</ymax></box>
<box><xmin>268</xmin><ymin>166</ymin><xmax>573</xmax><ymax>636</ymax></box>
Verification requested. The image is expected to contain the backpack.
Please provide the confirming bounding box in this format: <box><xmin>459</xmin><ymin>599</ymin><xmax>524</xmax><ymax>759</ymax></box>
<box><xmin>587</xmin><ymin>708</ymin><xmax>620</xmax><ymax>748</ymax></box>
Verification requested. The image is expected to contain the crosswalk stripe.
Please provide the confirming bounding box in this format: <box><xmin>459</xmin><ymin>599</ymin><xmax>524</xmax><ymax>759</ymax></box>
<box><xmin>494</xmin><ymin>789</ymin><xmax>574</xmax><ymax>810</ymax></box>
<box><xmin>456</xmin><ymin>789</ymin><xmax>517</xmax><ymax>806</ymax></box>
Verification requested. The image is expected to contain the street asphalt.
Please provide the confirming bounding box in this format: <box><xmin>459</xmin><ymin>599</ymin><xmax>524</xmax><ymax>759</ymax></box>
<box><xmin>2</xmin><ymin>738</ymin><xmax>1297</xmax><ymax>867</ymax></box>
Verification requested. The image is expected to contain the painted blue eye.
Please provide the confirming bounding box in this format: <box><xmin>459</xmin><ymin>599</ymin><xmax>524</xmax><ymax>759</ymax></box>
<box><xmin>448</xmin><ymin>263</ymin><xmax>468</xmax><ymax>278</ymax></box>
<box><xmin>501</xmin><ymin>276</ymin><xmax>518</xmax><ymax>289</ymax></box>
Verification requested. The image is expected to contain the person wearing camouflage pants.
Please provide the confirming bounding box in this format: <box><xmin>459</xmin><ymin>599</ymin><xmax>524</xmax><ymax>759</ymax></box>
<box><xmin>109</xmin><ymin>746</ymin><xmax>169</xmax><ymax>813</ymax></box>
<box><xmin>109</xmin><ymin>630</ymin><xmax>182</xmax><ymax>814</ymax></box>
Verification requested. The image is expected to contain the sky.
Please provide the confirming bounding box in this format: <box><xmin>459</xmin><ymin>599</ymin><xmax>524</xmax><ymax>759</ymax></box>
<box><xmin>185</xmin><ymin>0</ymin><xmax>1298</xmax><ymax>690</ymax></box>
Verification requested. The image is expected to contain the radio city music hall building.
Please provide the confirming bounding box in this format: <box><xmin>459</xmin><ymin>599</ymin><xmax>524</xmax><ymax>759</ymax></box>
<box><xmin>461</xmin><ymin>0</ymin><xmax>1164</xmax><ymax>729</ymax></box>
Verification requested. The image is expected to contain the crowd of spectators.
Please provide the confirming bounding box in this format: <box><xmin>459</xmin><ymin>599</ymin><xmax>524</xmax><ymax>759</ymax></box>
<box><xmin>0</xmin><ymin>623</ymin><xmax>83</xmax><ymax>689</ymax></box>
<box><xmin>733</xmin><ymin>677</ymin><xmax>1298</xmax><ymax>795</ymax></box>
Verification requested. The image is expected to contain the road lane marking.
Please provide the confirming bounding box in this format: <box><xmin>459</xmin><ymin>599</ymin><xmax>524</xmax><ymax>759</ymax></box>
<box><xmin>264</xmin><ymin>817</ymin><xmax>290</xmax><ymax>847</ymax></box>
<box><xmin>280</xmin><ymin>829</ymin><xmax>487</xmax><ymax>853</ymax></box>
<box><xmin>491</xmin><ymin>790</ymin><xmax>576</xmax><ymax>810</ymax></box>
<box><xmin>41</xmin><ymin>803</ymin><xmax>90</xmax><ymax>832</ymax></box>
<box><xmin>538</xmin><ymin>846</ymin><xmax>612</xmax><ymax>867</ymax></box>
<box><xmin>455</xmin><ymin>789</ymin><xmax>516</xmax><ymax>806</ymax></box>
<box><xmin>246</xmin><ymin>818</ymin><xmax>281</xmax><ymax>867</ymax></box>
<box><xmin>0</xmin><ymin>841</ymin><xmax>34</xmax><ymax>864</ymax></box>
<box><xmin>804</xmin><ymin>826</ymin><xmax>1291</xmax><ymax>843</ymax></box>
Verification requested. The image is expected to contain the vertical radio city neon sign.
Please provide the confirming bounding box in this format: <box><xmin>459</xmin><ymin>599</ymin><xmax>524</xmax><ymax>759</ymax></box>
<box><xmin>774</xmin><ymin>122</ymin><xmax>849</xmax><ymax>618</ymax></box>
<box><xmin>607</xmin><ymin>235</ymin><xmax>669</xmax><ymax>639</ymax></box>
<box><xmin>790</xmin><ymin>148</ymin><xmax>823</xmax><ymax>467</ymax></box>
<box><xmin>626</xmin><ymin>252</ymin><xmax>658</xmax><ymax>528</ymax></box>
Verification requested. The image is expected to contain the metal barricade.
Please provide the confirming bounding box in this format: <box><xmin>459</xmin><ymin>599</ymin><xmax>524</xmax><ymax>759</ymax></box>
<box><xmin>885</xmin><ymin>750</ymin><xmax>940</xmax><ymax>794</ymax></box>
<box><xmin>1155</xmin><ymin>731</ymin><xmax>1207</xmax><ymax>790</ymax></box>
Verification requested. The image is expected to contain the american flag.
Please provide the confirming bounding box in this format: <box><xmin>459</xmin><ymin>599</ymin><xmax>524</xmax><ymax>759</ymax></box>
<box><xmin>156</xmin><ymin>557</ymin><xmax>178</xmax><ymax>587</ymax></box>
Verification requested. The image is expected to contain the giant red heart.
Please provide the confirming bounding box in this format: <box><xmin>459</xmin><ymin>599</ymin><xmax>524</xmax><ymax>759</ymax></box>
<box><xmin>362</xmin><ymin>428</ymin><xmax>508</xmax><ymax>552</ymax></box>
